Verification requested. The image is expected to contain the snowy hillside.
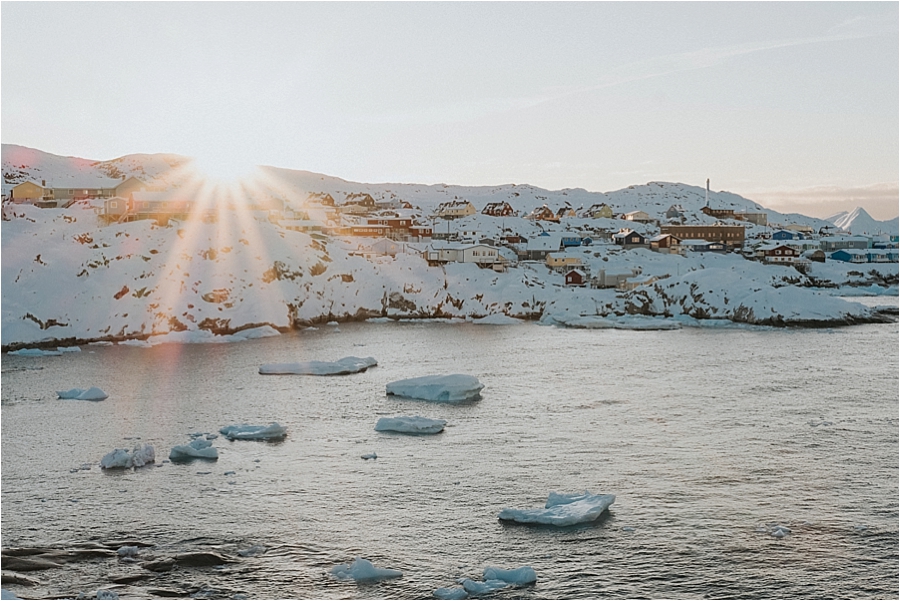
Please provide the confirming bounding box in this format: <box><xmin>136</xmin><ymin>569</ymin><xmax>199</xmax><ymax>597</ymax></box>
<box><xmin>826</xmin><ymin>207</ymin><xmax>899</xmax><ymax>236</ymax></box>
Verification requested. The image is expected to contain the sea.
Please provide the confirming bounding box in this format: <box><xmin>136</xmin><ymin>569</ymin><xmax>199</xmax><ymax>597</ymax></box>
<box><xmin>2</xmin><ymin>297</ymin><xmax>897</xmax><ymax>600</ymax></box>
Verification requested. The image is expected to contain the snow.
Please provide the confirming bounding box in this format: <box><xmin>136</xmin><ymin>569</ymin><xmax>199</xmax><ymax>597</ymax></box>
<box><xmin>470</xmin><ymin>314</ymin><xmax>523</xmax><ymax>325</ymax></box>
<box><xmin>433</xmin><ymin>587</ymin><xmax>468</xmax><ymax>599</ymax></box>
<box><xmin>147</xmin><ymin>325</ymin><xmax>282</xmax><ymax>346</ymax></box>
<box><xmin>386</xmin><ymin>375</ymin><xmax>484</xmax><ymax>402</ymax></box>
<box><xmin>330</xmin><ymin>557</ymin><xmax>402</xmax><ymax>582</ymax></box>
<box><xmin>375</xmin><ymin>416</ymin><xmax>447</xmax><ymax>434</ymax></box>
<box><xmin>259</xmin><ymin>356</ymin><xmax>377</xmax><ymax>375</ymax></box>
<box><xmin>100</xmin><ymin>444</ymin><xmax>156</xmax><ymax>469</ymax></box>
<box><xmin>169</xmin><ymin>438</ymin><xmax>219</xmax><ymax>461</ymax></box>
<box><xmin>220</xmin><ymin>422</ymin><xmax>287</xmax><ymax>440</ymax></box>
<box><xmin>482</xmin><ymin>566</ymin><xmax>537</xmax><ymax>585</ymax></box>
<box><xmin>57</xmin><ymin>386</ymin><xmax>108</xmax><ymax>401</ymax></box>
<box><xmin>498</xmin><ymin>490</ymin><xmax>615</xmax><ymax>526</ymax></box>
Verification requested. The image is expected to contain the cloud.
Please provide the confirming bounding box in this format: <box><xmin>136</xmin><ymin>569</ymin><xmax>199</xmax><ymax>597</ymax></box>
<box><xmin>748</xmin><ymin>183</ymin><xmax>899</xmax><ymax>220</ymax></box>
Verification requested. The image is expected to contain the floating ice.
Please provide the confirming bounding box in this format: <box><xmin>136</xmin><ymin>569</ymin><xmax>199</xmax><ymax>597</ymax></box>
<box><xmin>259</xmin><ymin>356</ymin><xmax>377</xmax><ymax>376</ymax></box>
<box><xmin>482</xmin><ymin>566</ymin><xmax>537</xmax><ymax>585</ymax></box>
<box><xmin>498</xmin><ymin>490</ymin><xmax>615</xmax><ymax>526</ymax></box>
<box><xmin>118</xmin><ymin>339</ymin><xmax>153</xmax><ymax>347</ymax></box>
<box><xmin>461</xmin><ymin>579</ymin><xmax>509</xmax><ymax>595</ymax></box>
<box><xmin>361</xmin><ymin>452</ymin><xmax>377</xmax><ymax>460</ymax></box>
<box><xmin>57</xmin><ymin>386</ymin><xmax>109</xmax><ymax>401</ymax></box>
<box><xmin>57</xmin><ymin>346</ymin><xmax>82</xmax><ymax>353</ymax></box>
<box><xmin>96</xmin><ymin>590</ymin><xmax>119</xmax><ymax>600</ymax></box>
<box><xmin>237</xmin><ymin>545</ymin><xmax>267</xmax><ymax>557</ymax></box>
<box><xmin>117</xmin><ymin>546</ymin><xmax>140</xmax><ymax>557</ymax></box>
<box><xmin>100</xmin><ymin>444</ymin><xmax>156</xmax><ymax>469</ymax></box>
<box><xmin>386</xmin><ymin>375</ymin><xmax>484</xmax><ymax>402</ymax></box>
<box><xmin>433</xmin><ymin>587</ymin><xmax>468</xmax><ymax>599</ymax></box>
<box><xmin>169</xmin><ymin>438</ymin><xmax>219</xmax><ymax>461</ymax></box>
<box><xmin>375</xmin><ymin>416</ymin><xmax>447</xmax><ymax>435</ymax></box>
<box><xmin>769</xmin><ymin>524</ymin><xmax>792</xmax><ymax>538</ymax></box>
<box><xmin>330</xmin><ymin>557</ymin><xmax>402</xmax><ymax>582</ymax></box>
<box><xmin>220</xmin><ymin>423</ymin><xmax>287</xmax><ymax>441</ymax></box>
<box><xmin>8</xmin><ymin>348</ymin><xmax>63</xmax><ymax>357</ymax></box>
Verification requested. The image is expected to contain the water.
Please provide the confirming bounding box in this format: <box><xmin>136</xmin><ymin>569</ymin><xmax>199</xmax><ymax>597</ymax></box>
<box><xmin>2</xmin><ymin>314</ymin><xmax>897</xmax><ymax>599</ymax></box>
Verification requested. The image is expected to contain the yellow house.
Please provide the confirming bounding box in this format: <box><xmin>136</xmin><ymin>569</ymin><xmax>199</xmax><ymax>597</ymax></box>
<box><xmin>545</xmin><ymin>252</ymin><xmax>584</xmax><ymax>272</ymax></box>
<box><xmin>584</xmin><ymin>203</ymin><xmax>614</xmax><ymax>219</ymax></box>
<box><xmin>11</xmin><ymin>181</ymin><xmax>48</xmax><ymax>203</ymax></box>
<box><xmin>436</xmin><ymin>200</ymin><xmax>476</xmax><ymax>219</ymax></box>
<box><xmin>114</xmin><ymin>176</ymin><xmax>147</xmax><ymax>198</ymax></box>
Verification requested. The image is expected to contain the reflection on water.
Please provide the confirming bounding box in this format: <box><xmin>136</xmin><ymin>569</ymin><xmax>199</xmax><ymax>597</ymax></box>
<box><xmin>2</xmin><ymin>321</ymin><xmax>897</xmax><ymax>598</ymax></box>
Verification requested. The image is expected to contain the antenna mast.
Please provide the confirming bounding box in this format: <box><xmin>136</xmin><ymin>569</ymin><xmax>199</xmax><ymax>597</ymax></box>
<box><xmin>706</xmin><ymin>178</ymin><xmax>710</xmax><ymax>206</ymax></box>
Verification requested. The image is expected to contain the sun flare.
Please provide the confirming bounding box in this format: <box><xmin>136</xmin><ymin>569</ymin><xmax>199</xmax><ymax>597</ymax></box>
<box><xmin>189</xmin><ymin>152</ymin><xmax>260</xmax><ymax>188</ymax></box>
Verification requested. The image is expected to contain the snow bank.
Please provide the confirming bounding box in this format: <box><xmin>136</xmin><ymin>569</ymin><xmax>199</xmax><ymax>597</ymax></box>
<box><xmin>482</xmin><ymin>566</ymin><xmax>537</xmax><ymax>585</ymax></box>
<box><xmin>8</xmin><ymin>348</ymin><xmax>62</xmax><ymax>357</ymax></box>
<box><xmin>330</xmin><ymin>557</ymin><xmax>402</xmax><ymax>582</ymax></box>
<box><xmin>259</xmin><ymin>356</ymin><xmax>377</xmax><ymax>375</ymax></box>
<box><xmin>169</xmin><ymin>438</ymin><xmax>219</xmax><ymax>461</ymax></box>
<box><xmin>220</xmin><ymin>422</ymin><xmax>287</xmax><ymax>440</ymax></box>
<box><xmin>556</xmin><ymin>315</ymin><xmax>682</xmax><ymax>330</ymax></box>
<box><xmin>57</xmin><ymin>386</ymin><xmax>108</xmax><ymax>401</ymax></box>
<box><xmin>375</xmin><ymin>416</ymin><xmax>446</xmax><ymax>434</ymax></box>
<box><xmin>386</xmin><ymin>375</ymin><xmax>484</xmax><ymax>402</ymax></box>
<box><xmin>100</xmin><ymin>444</ymin><xmax>155</xmax><ymax>469</ymax></box>
<box><xmin>470</xmin><ymin>314</ymin><xmax>523</xmax><ymax>325</ymax></box>
<box><xmin>499</xmin><ymin>490</ymin><xmax>615</xmax><ymax>526</ymax></box>
<box><xmin>148</xmin><ymin>325</ymin><xmax>282</xmax><ymax>346</ymax></box>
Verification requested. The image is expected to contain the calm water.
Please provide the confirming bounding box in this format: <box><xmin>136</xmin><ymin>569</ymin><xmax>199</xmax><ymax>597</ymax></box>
<box><xmin>2</xmin><ymin>311</ymin><xmax>898</xmax><ymax>599</ymax></box>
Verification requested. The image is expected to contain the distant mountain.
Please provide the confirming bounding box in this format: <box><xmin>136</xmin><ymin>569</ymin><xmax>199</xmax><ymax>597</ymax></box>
<box><xmin>826</xmin><ymin>207</ymin><xmax>899</xmax><ymax>236</ymax></box>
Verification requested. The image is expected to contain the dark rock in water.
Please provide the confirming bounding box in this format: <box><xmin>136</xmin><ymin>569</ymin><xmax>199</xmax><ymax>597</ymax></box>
<box><xmin>0</xmin><ymin>555</ymin><xmax>63</xmax><ymax>571</ymax></box>
<box><xmin>103</xmin><ymin>540</ymin><xmax>155</xmax><ymax>549</ymax></box>
<box><xmin>173</xmin><ymin>551</ymin><xmax>231</xmax><ymax>567</ymax></box>
<box><xmin>146</xmin><ymin>588</ymin><xmax>189</xmax><ymax>597</ymax></box>
<box><xmin>141</xmin><ymin>558</ymin><xmax>176</xmax><ymax>572</ymax></box>
<box><xmin>110</xmin><ymin>573</ymin><xmax>150</xmax><ymax>584</ymax></box>
<box><xmin>1</xmin><ymin>570</ymin><xmax>41</xmax><ymax>585</ymax></box>
<box><xmin>70</xmin><ymin>548</ymin><xmax>117</xmax><ymax>560</ymax></box>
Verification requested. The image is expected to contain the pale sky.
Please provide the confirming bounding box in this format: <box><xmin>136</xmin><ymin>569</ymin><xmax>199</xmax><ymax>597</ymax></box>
<box><xmin>2</xmin><ymin>2</ymin><xmax>898</xmax><ymax>219</ymax></box>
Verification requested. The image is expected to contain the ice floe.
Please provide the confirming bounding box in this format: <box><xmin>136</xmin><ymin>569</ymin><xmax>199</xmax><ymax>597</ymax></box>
<box><xmin>330</xmin><ymin>557</ymin><xmax>402</xmax><ymax>582</ymax></box>
<box><xmin>433</xmin><ymin>586</ymin><xmax>468</xmax><ymax>599</ymax></box>
<box><xmin>482</xmin><ymin>566</ymin><xmax>537</xmax><ymax>585</ymax></box>
<box><xmin>461</xmin><ymin>579</ymin><xmax>509</xmax><ymax>595</ymax></box>
<box><xmin>8</xmin><ymin>348</ymin><xmax>63</xmax><ymax>357</ymax></box>
<box><xmin>169</xmin><ymin>438</ymin><xmax>219</xmax><ymax>461</ymax></box>
<box><xmin>100</xmin><ymin>444</ymin><xmax>156</xmax><ymax>469</ymax></box>
<box><xmin>386</xmin><ymin>374</ymin><xmax>484</xmax><ymax>402</ymax></box>
<box><xmin>259</xmin><ymin>356</ymin><xmax>377</xmax><ymax>375</ymax></box>
<box><xmin>499</xmin><ymin>490</ymin><xmax>615</xmax><ymax>526</ymax></box>
<box><xmin>57</xmin><ymin>346</ymin><xmax>82</xmax><ymax>352</ymax></box>
<box><xmin>375</xmin><ymin>416</ymin><xmax>447</xmax><ymax>435</ymax></box>
<box><xmin>57</xmin><ymin>386</ymin><xmax>109</xmax><ymax>401</ymax></box>
<box><xmin>220</xmin><ymin>423</ymin><xmax>287</xmax><ymax>440</ymax></box>
<box><xmin>361</xmin><ymin>452</ymin><xmax>378</xmax><ymax>460</ymax></box>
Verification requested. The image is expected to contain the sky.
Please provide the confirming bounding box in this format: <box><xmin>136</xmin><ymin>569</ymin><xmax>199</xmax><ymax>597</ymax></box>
<box><xmin>2</xmin><ymin>2</ymin><xmax>898</xmax><ymax>219</ymax></box>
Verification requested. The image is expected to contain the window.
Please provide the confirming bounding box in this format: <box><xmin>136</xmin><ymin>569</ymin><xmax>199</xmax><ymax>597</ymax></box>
<box><xmin>110</xmin><ymin>201</ymin><xmax>118</xmax><ymax>209</ymax></box>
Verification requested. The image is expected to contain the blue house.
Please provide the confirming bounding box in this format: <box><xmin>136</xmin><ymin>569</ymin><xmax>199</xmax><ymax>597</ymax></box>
<box><xmin>772</xmin><ymin>229</ymin><xmax>804</xmax><ymax>241</ymax></box>
<box><xmin>830</xmin><ymin>249</ymin><xmax>867</xmax><ymax>263</ymax></box>
<box><xmin>561</xmin><ymin>234</ymin><xmax>582</xmax><ymax>248</ymax></box>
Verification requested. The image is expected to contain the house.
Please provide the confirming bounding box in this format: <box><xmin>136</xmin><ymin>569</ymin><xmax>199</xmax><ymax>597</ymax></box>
<box><xmin>735</xmin><ymin>211</ymin><xmax>768</xmax><ymax>226</ymax></box>
<box><xmin>308</xmin><ymin>192</ymin><xmax>335</xmax><ymax>206</ymax></box>
<box><xmin>820</xmin><ymin>236</ymin><xmax>870</xmax><ymax>251</ymax></box>
<box><xmin>701</xmin><ymin>206</ymin><xmax>735</xmax><ymax>219</ymax></box>
<box><xmin>423</xmin><ymin>242</ymin><xmax>499</xmax><ymax>266</ymax></box>
<box><xmin>11</xmin><ymin>175</ymin><xmax>148</xmax><ymax>207</ymax></box>
<box><xmin>348</xmin><ymin>224</ymin><xmax>392</xmax><ymax>237</ymax></box>
<box><xmin>665</xmin><ymin>204</ymin><xmax>685</xmax><ymax>220</ymax></box>
<box><xmin>556</xmin><ymin>205</ymin><xmax>577</xmax><ymax>219</ymax></box>
<box><xmin>345</xmin><ymin>192</ymin><xmax>376</xmax><ymax>208</ymax></box>
<box><xmin>482</xmin><ymin>201</ymin><xmax>516</xmax><ymax>217</ymax></box>
<box><xmin>592</xmin><ymin>268</ymin><xmax>640</xmax><ymax>289</ymax></box>
<box><xmin>803</xmin><ymin>249</ymin><xmax>826</xmax><ymax>263</ymax></box>
<box><xmin>785</xmin><ymin>224</ymin><xmax>814</xmax><ymax>235</ymax></box>
<box><xmin>648</xmin><ymin>233</ymin><xmax>682</xmax><ymax>254</ymax></box>
<box><xmin>409</xmin><ymin>224</ymin><xmax>433</xmax><ymax>239</ymax></box>
<box><xmin>527</xmin><ymin>205</ymin><xmax>559</xmax><ymax>222</ymax></box>
<box><xmin>103</xmin><ymin>191</ymin><xmax>210</xmax><ymax>225</ymax></box>
<box><xmin>560</xmin><ymin>234</ymin><xmax>582</xmax><ymax>248</ymax></box>
<box><xmin>545</xmin><ymin>253</ymin><xmax>585</xmax><ymax>273</ymax></box>
<box><xmin>660</xmin><ymin>224</ymin><xmax>745</xmax><ymax>248</ymax></box>
<box><xmin>622</xmin><ymin>210</ymin><xmax>652</xmax><ymax>223</ymax></box>
<box><xmin>367</xmin><ymin>216</ymin><xmax>413</xmax><ymax>239</ymax></box>
<box><xmin>436</xmin><ymin>200</ymin><xmax>476</xmax><ymax>219</ymax></box>
<box><xmin>565</xmin><ymin>269</ymin><xmax>586</xmax><ymax>287</ymax></box>
<box><xmin>524</xmin><ymin>235</ymin><xmax>562</xmax><ymax>260</ymax></box>
<box><xmin>830</xmin><ymin>249</ymin><xmax>868</xmax><ymax>263</ymax></box>
<box><xmin>764</xmin><ymin>244</ymin><xmax>800</xmax><ymax>264</ymax></box>
<box><xmin>612</xmin><ymin>229</ymin><xmax>647</xmax><ymax>248</ymax></box>
<box><xmin>680</xmin><ymin>239</ymin><xmax>727</xmax><ymax>253</ymax></box>
<box><xmin>772</xmin><ymin>229</ymin><xmax>804</xmax><ymax>241</ymax></box>
<box><xmin>10</xmin><ymin>181</ymin><xmax>47</xmax><ymax>203</ymax></box>
<box><xmin>583</xmin><ymin>203</ymin><xmax>614</xmax><ymax>219</ymax></box>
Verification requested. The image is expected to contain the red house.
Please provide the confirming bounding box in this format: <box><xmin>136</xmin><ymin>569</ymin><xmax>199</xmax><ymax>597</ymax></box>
<box><xmin>565</xmin><ymin>269</ymin><xmax>586</xmax><ymax>286</ymax></box>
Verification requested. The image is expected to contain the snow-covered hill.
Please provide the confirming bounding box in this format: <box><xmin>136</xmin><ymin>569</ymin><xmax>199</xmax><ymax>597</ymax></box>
<box><xmin>826</xmin><ymin>207</ymin><xmax>899</xmax><ymax>236</ymax></box>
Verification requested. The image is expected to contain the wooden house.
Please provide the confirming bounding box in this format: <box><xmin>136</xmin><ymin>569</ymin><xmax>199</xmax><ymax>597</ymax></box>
<box><xmin>565</xmin><ymin>269</ymin><xmax>586</xmax><ymax>287</ymax></box>
<box><xmin>482</xmin><ymin>201</ymin><xmax>516</xmax><ymax>217</ymax></box>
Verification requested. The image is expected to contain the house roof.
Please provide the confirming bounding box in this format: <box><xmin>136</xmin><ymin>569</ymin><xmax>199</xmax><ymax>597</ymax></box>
<box><xmin>525</xmin><ymin>235</ymin><xmax>562</xmax><ymax>251</ymax></box>
<box><xmin>566</xmin><ymin>269</ymin><xmax>586</xmax><ymax>277</ymax></box>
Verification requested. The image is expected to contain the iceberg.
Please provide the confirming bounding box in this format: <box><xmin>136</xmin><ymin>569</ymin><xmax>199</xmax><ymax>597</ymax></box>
<box><xmin>259</xmin><ymin>356</ymin><xmax>377</xmax><ymax>375</ymax></box>
<box><xmin>433</xmin><ymin>586</ymin><xmax>468</xmax><ymax>599</ymax></box>
<box><xmin>482</xmin><ymin>566</ymin><xmax>537</xmax><ymax>585</ymax></box>
<box><xmin>57</xmin><ymin>386</ymin><xmax>109</xmax><ymax>401</ymax></box>
<box><xmin>57</xmin><ymin>346</ymin><xmax>82</xmax><ymax>352</ymax></box>
<box><xmin>386</xmin><ymin>375</ymin><xmax>484</xmax><ymax>402</ymax></box>
<box><xmin>330</xmin><ymin>557</ymin><xmax>402</xmax><ymax>582</ymax></box>
<box><xmin>169</xmin><ymin>438</ymin><xmax>219</xmax><ymax>461</ymax></box>
<box><xmin>220</xmin><ymin>422</ymin><xmax>287</xmax><ymax>440</ymax></box>
<box><xmin>498</xmin><ymin>490</ymin><xmax>615</xmax><ymax>526</ymax></box>
<box><xmin>100</xmin><ymin>444</ymin><xmax>156</xmax><ymax>469</ymax></box>
<box><xmin>461</xmin><ymin>579</ymin><xmax>509</xmax><ymax>595</ymax></box>
<box><xmin>8</xmin><ymin>348</ymin><xmax>63</xmax><ymax>357</ymax></box>
<box><xmin>375</xmin><ymin>416</ymin><xmax>447</xmax><ymax>435</ymax></box>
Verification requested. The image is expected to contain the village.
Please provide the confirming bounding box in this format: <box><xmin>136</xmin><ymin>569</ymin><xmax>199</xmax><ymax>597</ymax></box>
<box><xmin>6</xmin><ymin>174</ymin><xmax>898</xmax><ymax>296</ymax></box>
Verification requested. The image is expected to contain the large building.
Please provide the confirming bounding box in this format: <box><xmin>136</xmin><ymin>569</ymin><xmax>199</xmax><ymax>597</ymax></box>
<box><xmin>10</xmin><ymin>176</ymin><xmax>147</xmax><ymax>206</ymax></box>
<box><xmin>659</xmin><ymin>224</ymin><xmax>745</xmax><ymax>248</ymax></box>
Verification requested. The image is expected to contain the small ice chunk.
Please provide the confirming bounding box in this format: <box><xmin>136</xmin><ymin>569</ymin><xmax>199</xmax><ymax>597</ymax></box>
<box><xmin>237</xmin><ymin>544</ymin><xmax>266</xmax><ymax>557</ymax></box>
<box><xmin>57</xmin><ymin>387</ymin><xmax>108</xmax><ymax>401</ymax></box>
<box><xmin>58</xmin><ymin>346</ymin><xmax>82</xmax><ymax>353</ymax></box>
<box><xmin>461</xmin><ymin>579</ymin><xmax>508</xmax><ymax>595</ymax></box>
<box><xmin>169</xmin><ymin>438</ymin><xmax>219</xmax><ymax>461</ymax></box>
<box><xmin>96</xmin><ymin>591</ymin><xmax>119</xmax><ymax>600</ymax></box>
<box><xmin>483</xmin><ymin>566</ymin><xmax>536</xmax><ymax>585</ymax></box>
<box><xmin>100</xmin><ymin>444</ymin><xmax>156</xmax><ymax>469</ymax></box>
<box><xmin>9</xmin><ymin>348</ymin><xmax>63</xmax><ymax>357</ymax></box>
<box><xmin>361</xmin><ymin>452</ymin><xmax>377</xmax><ymax>460</ymax></box>
<box><xmin>219</xmin><ymin>423</ymin><xmax>286</xmax><ymax>441</ymax></box>
<box><xmin>58</xmin><ymin>388</ymin><xmax>87</xmax><ymax>399</ymax></box>
<box><xmin>375</xmin><ymin>416</ymin><xmax>447</xmax><ymax>435</ymax></box>
<box><xmin>330</xmin><ymin>557</ymin><xmax>402</xmax><ymax>582</ymax></box>
<box><xmin>433</xmin><ymin>587</ymin><xmax>468</xmax><ymax>599</ymax></box>
<box><xmin>499</xmin><ymin>490</ymin><xmax>615</xmax><ymax>526</ymax></box>
<box><xmin>259</xmin><ymin>356</ymin><xmax>377</xmax><ymax>376</ymax></box>
<box><xmin>117</xmin><ymin>546</ymin><xmax>140</xmax><ymax>557</ymax></box>
<box><xmin>386</xmin><ymin>375</ymin><xmax>484</xmax><ymax>402</ymax></box>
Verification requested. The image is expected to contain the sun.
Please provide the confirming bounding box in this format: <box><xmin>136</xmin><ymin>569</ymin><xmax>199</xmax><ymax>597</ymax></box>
<box><xmin>189</xmin><ymin>151</ymin><xmax>261</xmax><ymax>188</ymax></box>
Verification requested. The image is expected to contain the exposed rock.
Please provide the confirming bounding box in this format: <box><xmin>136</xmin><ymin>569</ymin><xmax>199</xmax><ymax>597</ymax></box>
<box><xmin>172</xmin><ymin>551</ymin><xmax>231</xmax><ymax>567</ymax></box>
<box><xmin>141</xmin><ymin>558</ymin><xmax>176</xmax><ymax>572</ymax></box>
<box><xmin>1</xmin><ymin>571</ymin><xmax>40</xmax><ymax>586</ymax></box>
